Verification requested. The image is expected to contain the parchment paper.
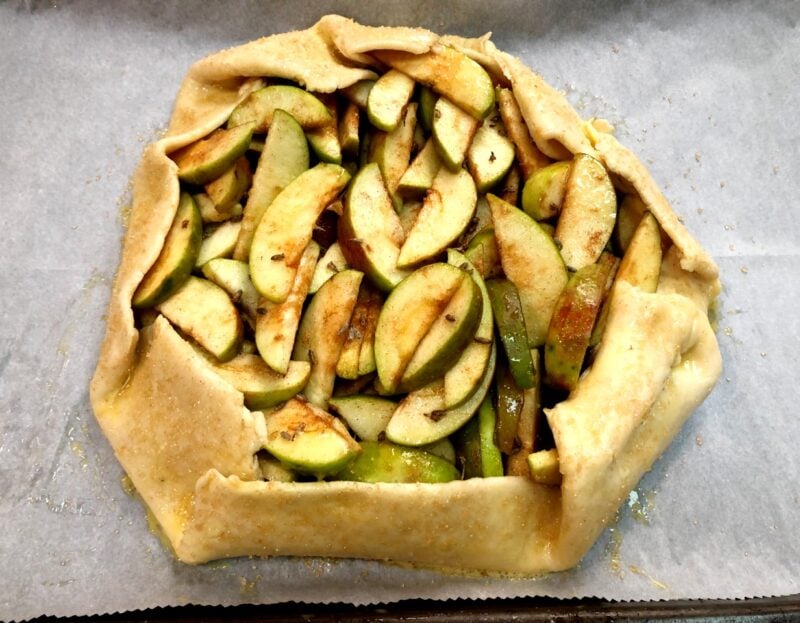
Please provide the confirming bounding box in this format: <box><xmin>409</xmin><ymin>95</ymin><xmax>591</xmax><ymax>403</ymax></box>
<box><xmin>1</xmin><ymin>0</ymin><xmax>798</xmax><ymax>620</ymax></box>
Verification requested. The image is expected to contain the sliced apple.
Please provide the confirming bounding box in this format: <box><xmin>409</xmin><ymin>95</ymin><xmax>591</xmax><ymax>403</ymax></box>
<box><xmin>201</xmin><ymin>258</ymin><xmax>260</xmax><ymax>321</ymax></box>
<box><xmin>336</xmin><ymin>441</ymin><xmax>458</xmax><ymax>483</ymax></box>
<box><xmin>328</xmin><ymin>395</ymin><xmax>396</xmax><ymax>441</ymax></box>
<box><xmin>384</xmin><ymin>343</ymin><xmax>496</xmax><ymax>446</ymax></box>
<box><xmin>195</xmin><ymin>219</ymin><xmax>241</xmax><ymax>267</ymax></box>
<box><xmin>341</xmin><ymin>79</ymin><xmax>375</xmax><ymax>109</ymax></box>
<box><xmin>371</xmin><ymin>103</ymin><xmax>418</xmax><ymax>208</ymax></box>
<box><xmin>418</xmin><ymin>85</ymin><xmax>437</xmax><ymax>131</ymax></box>
<box><xmin>173</xmin><ymin>122</ymin><xmax>255</xmax><ymax>185</ymax></box>
<box><xmin>308</xmin><ymin>241</ymin><xmax>349</xmax><ymax>295</ymax></box>
<box><xmin>614</xmin><ymin>193</ymin><xmax>647</xmax><ymax>254</ymax></box>
<box><xmin>339</xmin><ymin>102</ymin><xmax>360</xmax><ymax>159</ymax></box>
<box><xmin>478</xmin><ymin>396</ymin><xmax>504</xmax><ymax>477</ymax></box>
<box><xmin>507</xmin><ymin>352</ymin><xmax>541</xmax><ymax>476</ymax></box>
<box><xmin>527</xmin><ymin>448</ymin><xmax>562</xmax><ymax>486</ymax></box>
<box><xmin>249</xmin><ymin>163</ymin><xmax>350</xmax><ymax>303</ymax></box>
<box><xmin>228</xmin><ymin>85</ymin><xmax>331</xmax><ymax>132</ymax></box>
<box><xmin>485</xmin><ymin>278</ymin><xmax>536</xmax><ymax>389</ymax></box>
<box><xmin>397</xmin><ymin>137</ymin><xmax>441</xmax><ymax>196</ymax></box>
<box><xmin>356</xmin><ymin>288</ymin><xmax>382</xmax><ymax>376</ymax></box>
<box><xmin>204</xmin><ymin>155</ymin><xmax>252</xmax><ymax>215</ymax></box>
<box><xmin>367</xmin><ymin>69</ymin><xmax>416</xmax><ymax>131</ymax></box>
<box><xmin>615</xmin><ymin>211</ymin><xmax>662</xmax><ymax>292</ymax></box>
<box><xmin>432</xmin><ymin>96</ymin><xmax>479</xmax><ymax>170</ymax></box>
<box><xmin>194</xmin><ymin>192</ymin><xmax>234</xmax><ymax>224</ymax></box>
<box><xmin>336</xmin><ymin>285</ymin><xmax>374</xmax><ymax>380</ymax></box>
<box><xmin>498</xmin><ymin>164</ymin><xmax>522</xmax><ymax>207</ymax></box>
<box><xmin>521</xmin><ymin>160</ymin><xmax>571</xmax><ymax>221</ymax></box>
<box><xmin>467</xmin><ymin>116</ymin><xmax>516</xmax><ymax>192</ymax></box>
<box><xmin>233</xmin><ymin>109</ymin><xmax>309</xmax><ymax>261</ymax></box>
<box><xmin>421</xmin><ymin>438</ymin><xmax>456</xmax><ymax>464</ymax></box>
<box><xmin>373</xmin><ymin>44</ymin><xmax>495</xmax><ymax>120</ymax></box>
<box><xmin>132</xmin><ymin>192</ymin><xmax>201</xmax><ymax>308</ymax></box>
<box><xmin>488</xmin><ymin>193</ymin><xmax>568</xmax><ymax>347</ymax></box>
<box><xmin>264</xmin><ymin>397</ymin><xmax>360</xmax><ymax>476</ymax></box>
<box><xmin>555</xmin><ymin>153</ymin><xmax>617</xmax><ymax>271</ymax></box>
<box><xmin>397</xmin><ymin>166</ymin><xmax>477</xmax><ymax>267</ymax></box>
<box><xmin>214</xmin><ymin>355</ymin><xmax>310</xmax><ymax>410</ymax></box>
<box><xmin>464</xmin><ymin>228</ymin><xmax>502</xmax><ymax>279</ymax></box>
<box><xmin>399</xmin><ymin>270</ymin><xmax>482</xmax><ymax>392</ymax></box>
<box><xmin>496</xmin><ymin>88</ymin><xmax>550</xmax><ymax>179</ymax></box>
<box><xmin>494</xmin><ymin>362</ymin><xmax>523</xmax><ymax>455</ymax></box>
<box><xmin>374</xmin><ymin>262</ymin><xmax>465</xmax><ymax>393</ymax></box>
<box><xmin>293</xmin><ymin>269</ymin><xmax>363</xmax><ymax>408</ymax></box>
<box><xmin>255</xmin><ymin>241</ymin><xmax>320</xmax><ymax>375</ymax></box>
<box><xmin>156</xmin><ymin>276</ymin><xmax>242</xmax><ymax>361</ymax></box>
<box><xmin>306</xmin><ymin>93</ymin><xmax>342</xmax><ymax>165</ymax></box>
<box><xmin>397</xmin><ymin>200</ymin><xmax>423</xmax><ymax>236</ymax></box>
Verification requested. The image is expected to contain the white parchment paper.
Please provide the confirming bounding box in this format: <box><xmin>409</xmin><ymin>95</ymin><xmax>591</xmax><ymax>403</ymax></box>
<box><xmin>1</xmin><ymin>0</ymin><xmax>798</xmax><ymax>619</ymax></box>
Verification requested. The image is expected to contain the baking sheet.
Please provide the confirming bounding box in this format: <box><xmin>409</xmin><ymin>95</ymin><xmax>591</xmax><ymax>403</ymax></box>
<box><xmin>1</xmin><ymin>0</ymin><xmax>798</xmax><ymax>620</ymax></box>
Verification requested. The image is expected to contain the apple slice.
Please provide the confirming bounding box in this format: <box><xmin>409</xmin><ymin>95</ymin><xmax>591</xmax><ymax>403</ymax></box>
<box><xmin>496</xmin><ymin>88</ymin><xmax>550</xmax><ymax>179</ymax></box>
<box><xmin>339</xmin><ymin>102</ymin><xmax>360</xmax><ymax>159</ymax></box>
<box><xmin>194</xmin><ymin>192</ymin><xmax>237</xmax><ymax>224</ymax></box>
<box><xmin>214</xmin><ymin>355</ymin><xmax>310</xmax><ymax>410</ymax></box>
<box><xmin>506</xmin><ymin>351</ymin><xmax>541</xmax><ymax>476</ymax></box>
<box><xmin>172</xmin><ymin>122</ymin><xmax>255</xmax><ymax>185</ymax></box>
<box><xmin>293</xmin><ymin>269</ymin><xmax>363</xmax><ymax>408</ymax></box>
<box><xmin>156</xmin><ymin>276</ymin><xmax>242</xmax><ymax>361</ymax></box>
<box><xmin>306</xmin><ymin>93</ymin><xmax>342</xmax><ymax>165</ymax></box>
<box><xmin>494</xmin><ymin>362</ymin><xmax>523</xmax><ymax>455</ymax></box>
<box><xmin>367</xmin><ymin>69</ymin><xmax>416</xmax><ymax>131</ymax></box>
<box><xmin>336</xmin><ymin>441</ymin><xmax>459</xmax><ymax>483</ymax></box>
<box><xmin>308</xmin><ymin>241</ymin><xmax>349</xmax><ymax>295</ymax></box>
<box><xmin>521</xmin><ymin>160</ymin><xmax>571</xmax><ymax>221</ymax></box>
<box><xmin>373</xmin><ymin>44</ymin><xmax>495</xmax><ymax>120</ymax></box>
<box><xmin>397</xmin><ymin>137</ymin><xmax>441</xmax><ymax>196</ymax></box>
<box><xmin>464</xmin><ymin>228</ymin><xmax>502</xmax><ymax>279</ymax></box>
<box><xmin>527</xmin><ymin>448</ymin><xmax>562</xmax><ymax>486</ymax></box>
<box><xmin>432</xmin><ymin>96</ymin><xmax>479</xmax><ymax>170</ymax></box>
<box><xmin>397</xmin><ymin>166</ymin><xmax>477</xmax><ymax>267</ymax></box>
<box><xmin>442</xmin><ymin>249</ymin><xmax>493</xmax><ymax>408</ymax></box>
<box><xmin>615</xmin><ymin>211</ymin><xmax>662</xmax><ymax>292</ymax></box>
<box><xmin>249</xmin><ymin>163</ymin><xmax>350</xmax><ymax>303</ymax></box>
<box><xmin>264</xmin><ymin>397</ymin><xmax>361</xmax><ymax>476</ymax></box>
<box><xmin>204</xmin><ymin>156</ymin><xmax>252</xmax><ymax>215</ymax></box>
<box><xmin>371</xmin><ymin>103</ymin><xmax>418</xmax><ymax>208</ymax></box>
<box><xmin>342</xmin><ymin>79</ymin><xmax>375</xmax><ymax>109</ymax></box>
<box><xmin>228</xmin><ymin>85</ymin><xmax>332</xmax><ymax>132</ymax></box>
<box><xmin>384</xmin><ymin>343</ymin><xmax>496</xmax><ymax>446</ymax></box>
<box><xmin>336</xmin><ymin>285</ymin><xmax>374</xmax><ymax>380</ymax></box>
<box><xmin>338</xmin><ymin>163</ymin><xmax>410</xmax><ymax>291</ymax></box>
<box><xmin>195</xmin><ymin>220</ymin><xmax>241</xmax><ymax>267</ymax></box>
<box><xmin>498</xmin><ymin>164</ymin><xmax>522</xmax><ymax>207</ymax></box>
<box><xmin>356</xmin><ymin>288</ymin><xmax>382</xmax><ymax>376</ymax></box>
<box><xmin>374</xmin><ymin>262</ymin><xmax>465</xmax><ymax>393</ymax></box>
<box><xmin>485</xmin><ymin>278</ymin><xmax>536</xmax><ymax>389</ymax></box>
<box><xmin>466</xmin><ymin>116</ymin><xmax>516</xmax><ymax>192</ymax></box>
<box><xmin>132</xmin><ymin>192</ymin><xmax>201</xmax><ymax>308</ymax></box>
<box><xmin>399</xmin><ymin>270</ymin><xmax>482</xmax><ymax>392</ymax></box>
<box><xmin>397</xmin><ymin>200</ymin><xmax>423</xmax><ymax>236</ymax></box>
<box><xmin>255</xmin><ymin>241</ymin><xmax>320</xmax><ymax>375</ymax></box>
<box><xmin>201</xmin><ymin>258</ymin><xmax>260</xmax><ymax>322</ymax></box>
<box><xmin>328</xmin><ymin>395</ymin><xmax>397</xmax><ymax>441</ymax></box>
<box><xmin>488</xmin><ymin>193</ymin><xmax>568</xmax><ymax>347</ymax></box>
<box><xmin>233</xmin><ymin>109</ymin><xmax>309</xmax><ymax>261</ymax></box>
<box><xmin>555</xmin><ymin>153</ymin><xmax>617</xmax><ymax>271</ymax></box>
<box><xmin>418</xmin><ymin>85</ymin><xmax>437</xmax><ymax>131</ymax></box>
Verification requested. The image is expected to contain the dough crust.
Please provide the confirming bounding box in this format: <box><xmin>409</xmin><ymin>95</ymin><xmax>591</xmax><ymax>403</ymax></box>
<box><xmin>90</xmin><ymin>15</ymin><xmax>722</xmax><ymax>573</ymax></box>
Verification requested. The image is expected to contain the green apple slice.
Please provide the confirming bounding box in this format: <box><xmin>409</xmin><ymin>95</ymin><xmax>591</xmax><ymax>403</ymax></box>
<box><xmin>498</xmin><ymin>164</ymin><xmax>522</xmax><ymax>207</ymax></box>
<box><xmin>336</xmin><ymin>286</ymin><xmax>373</xmax><ymax>380</ymax></box>
<box><xmin>306</xmin><ymin>93</ymin><xmax>342</xmax><ymax>165</ymax></box>
<box><xmin>373</xmin><ymin>44</ymin><xmax>494</xmax><ymax>120</ymax></box>
<box><xmin>234</xmin><ymin>109</ymin><xmax>309</xmax><ymax>261</ymax></box>
<box><xmin>132</xmin><ymin>192</ymin><xmax>201</xmax><ymax>308</ymax></box>
<box><xmin>442</xmin><ymin>249</ymin><xmax>493</xmax><ymax>408</ymax></box>
<box><xmin>467</xmin><ymin>117</ymin><xmax>516</xmax><ymax>192</ymax></box>
<box><xmin>527</xmin><ymin>448</ymin><xmax>562</xmax><ymax>486</ymax></box>
<box><xmin>464</xmin><ymin>228</ymin><xmax>502</xmax><ymax>279</ymax></box>
<box><xmin>485</xmin><ymin>278</ymin><xmax>536</xmax><ymax>389</ymax></box>
<box><xmin>214</xmin><ymin>355</ymin><xmax>311</xmax><ymax>410</ymax></box>
<box><xmin>342</xmin><ymin>79</ymin><xmax>375</xmax><ymax>109</ymax></box>
<box><xmin>488</xmin><ymin>193</ymin><xmax>568</xmax><ymax>347</ymax></box>
<box><xmin>399</xmin><ymin>270</ymin><xmax>482</xmax><ymax>392</ymax></box>
<box><xmin>308</xmin><ymin>241</ymin><xmax>349</xmax><ymax>295</ymax></box>
<box><xmin>374</xmin><ymin>262</ymin><xmax>465</xmax><ymax>393</ymax></box>
<box><xmin>496</xmin><ymin>88</ymin><xmax>551</xmax><ymax>179</ymax></box>
<box><xmin>494</xmin><ymin>362</ymin><xmax>523</xmax><ymax>455</ymax></box>
<box><xmin>384</xmin><ymin>343</ymin><xmax>496</xmax><ymax>446</ymax></box>
<box><xmin>478</xmin><ymin>396</ymin><xmax>504</xmax><ymax>477</ymax></box>
<box><xmin>228</xmin><ymin>85</ymin><xmax>332</xmax><ymax>132</ymax></box>
<box><xmin>195</xmin><ymin>219</ymin><xmax>241</xmax><ymax>267</ymax></box>
<box><xmin>614</xmin><ymin>193</ymin><xmax>647</xmax><ymax>254</ymax></box>
<box><xmin>255</xmin><ymin>241</ymin><xmax>320</xmax><ymax>375</ymax></box>
<box><xmin>156</xmin><ymin>276</ymin><xmax>242</xmax><ymax>361</ymax></box>
<box><xmin>339</xmin><ymin>102</ymin><xmax>360</xmax><ymax>159</ymax></box>
<box><xmin>201</xmin><ymin>258</ymin><xmax>260</xmax><ymax>321</ymax></box>
<box><xmin>432</xmin><ymin>96</ymin><xmax>479</xmax><ymax>170</ymax></box>
<box><xmin>367</xmin><ymin>69</ymin><xmax>416</xmax><ymax>132</ymax></box>
<box><xmin>338</xmin><ymin>162</ymin><xmax>410</xmax><ymax>291</ymax></box>
<box><xmin>250</xmin><ymin>163</ymin><xmax>350</xmax><ymax>303</ymax></box>
<box><xmin>456</xmin><ymin>413</ymin><xmax>482</xmax><ymax>478</ymax></box>
<box><xmin>506</xmin><ymin>351</ymin><xmax>541</xmax><ymax>476</ymax></box>
<box><xmin>371</xmin><ymin>103</ymin><xmax>418</xmax><ymax>208</ymax></box>
<box><xmin>397</xmin><ymin>137</ymin><xmax>441</xmax><ymax>196</ymax></box>
<box><xmin>173</xmin><ymin>122</ymin><xmax>255</xmax><ymax>185</ymax></box>
<box><xmin>194</xmin><ymin>192</ymin><xmax>233</xmax><ymax>224</ymax></box>
<box><xmin>544</xmin><ymin>261</ymin><xmax>612</xmax><ymax>391</ymax></box>
<box><xmin>418</xmin><ymin>85</ymin><xmax>437</xmax><ymax>132</ymax></box>
<box><xmin>397</xmin><ymin>200</ymin><xmax>423</xmax><ymax>236</ymax></box>
<box><xmin>336</xmin><ymin>441</ymin><xmax>458</xmax><ymax>484</ymax></box>
<box><xmin>397</xmin><ymin>166</ymin><xmax>477</xmax><ymax>268</ymax></box>
<box><xmin>328</xmin><ymin>395</ymin><xmax>397</xmax><ymax>441</ymax></box>
<box><xmin>264</xmin><ymin>397</ymin><xmax>361</xmax><ymax>476</ymax></box>
<box><xmin>204</xmin><ymin>156</ymin><xmax>252</xmax><ymax>215</ymax></box>
<box><xmin>357</xmin><ymin>288</ymin><xmax>382</xmax><ymax>376</ymax></box>
<box><xmin>555</xmin><ymin>153</ymin><xmax>617</xmax><ymax>271</ymax></box>
<box><xmin>293</xmin><ymin>269</ymin><xmax>363</xmax><ymax>408</ymax></box>
<box><xmin>521</xmin><ymin>160</ymin><xmax>571</xmax><ymax>221</ymax></box>
<box><xmin>615</xmin><ymin>211</ymin><xmax>662</xmax><ymax>292</ymax></box>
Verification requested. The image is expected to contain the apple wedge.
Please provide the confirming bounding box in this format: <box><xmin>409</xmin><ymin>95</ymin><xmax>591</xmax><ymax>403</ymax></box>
<box><xmin>338</xmin><ymin>102</ymin><xmax>360</xmax><ymax>159</ymax></box>
<box><xmin>397</xmin><ymin>137</ymin><xmax>441</xmax><ymax>196</ymax></box>
<box><xmin>496</xmin><ymin>88</ymin><xmax>550</xmax><ymax>179</ymax></box>
<box><xmin>373</xmin><ymin>44</ymin><xmax>494</xmax><ymax>120</ymax></box>
<box><xmin>195</xmin><ymin>220</ymin><xmax>241</xmax><ymax>267</ymax></box>
<box><xmin>521</xmin><ymin>160</ymin><xmax>571</xmax><ymax>221</ymax></box>
<box><xmin>172</xmin><ymin>122</ymin><xmax>255</xmax><ymax>185</ymax></box>
<box><xmin>156</xmin><ymin>276</ymin><xmax>242</xmax><ymax>362</ymax></box>
<box><xmin>201</xmin><ymin>258</ymin><xmax>260</xmax><ymax>322</ymax></box>
<box><xmin>293</xmin><ymin>269</ymin><xmax>364</xmax><ymax>407</ymax></box>
<box><xmin>485</xmin><ymin>278</ymin><xmax>536</xmax><ymax>389</ymax></box>
<box><xmin>527</xmin><ymin>448</ymin><xmax>562</xmax><ymax>486</ymax></box>
<box><xmin>356</xmin><ymin>288</ymin><xmax>382</xmax><ymax>376</ymax></box>
<box><xmin>205</xmin><ymin>155</ymin><xmax>252</xmax><ymax>214</ymax></box>
<box><xmin>464</xmin><ymin>228</ymin><xmax>502</xmax><ymax>279</ymax></box>
<box><xmin>397</xmin><ymin>166</ymin><xmax>477</xmax><ymax>267</ymax></box>
<box><xmin>228</xmin><ymin>85</ymin><xmax>332</xmax><ymax>132</ymax></box>
<box><xmin>249</xmin><ymin>163</ymin><xmax>350</xmax><ymax>303</ymax></box>
<box><xmin>432</xmin><ymin>96</ymin><xmax>479</xmax><ymax>170</ymax></box>
<box><xmin>494</xmin><ymin>362</ymin><xmax>523</xmax><ymax>455</ymax></box>
<box><xmin>506</xmin><ymin>350</ymin><xmax>541</xmax><ymax>476</ymax></box>
<box><xmin>338</xmin><ymin>163</ymin><xmax>410</xmax><ymax>291</ymax></box>
<box><xmin>384</xmin><ymin>343</ymin><xmax>496</xmax><ymax>446</ymax></box>
<box><xmin>264</xmin><ymin>397</ymin><xmax>361</xmax><ymax>476</ymax></box>
<box><xmin>371</xmin><ymin>103</ymin><xmax>418</xmax><ymax>208</ymax></box>
<box><xmin>336</xmin><ymin>285</ymin><xmax>374</xmax><ymax>380</ymax></box>
<box><xmin>466</xmin><ymin>116</ymin><xmax>516</xmax><ymax>193</ymax></box>
<box><xmin>374</xmin><ymin>262</ymin><xmax>466</xmax><ymax>393</ymax></box>
<box><xmin>615</xmin><ymin>211</ymin><xmax>662</xmax><ymax>292</ymax></box>
<box><xmin>255</xmin><ymin>241</ymin><xmax>320</xmax><ymax>375</ymax></box>
<box><xmin>328</xmin><ymin>395</ymin><xmax>397</xmax><ymax>441</ymax></box>
<box><xmin>341</xmin><ymin>79</ymin><xmax>375</xmax><ymax>109</ymax></box>
<box><xmin>367</xmin><ymin>68</ymin><xmax>416</xmax><ymax>131</ymax></box>
<box><xmin>457</xmin><ymin>396</ymin><xmax>503</xmax><ymax>478</ymax></box>
<box><xmin>488</xmin><ymin>193</ymin><xmax>568</xmax><ymax>347</ymax></box>
<box><xmin>214</xmin><ymin>355</ymin><xmax>310</xmax><ymax>410</ymax></box>
<box><xmin>306</xmin><ymin>93</ymin><xmax>342</xmax><ymax>165</ymax></box>
<box><xmin>555</xmin><ymin>153</ymin><xmax>617</xmax><ymax>271</ymax></box>
<box><xmin>233</xmin><ymin>109</ymin><xmax>309</xmax><ymax>261</ymax></box>
<box><xmin>308</xmin><ymin>241</ymin><xmax>349</xmax><ymax>295</ymax></box>
<box><xmin>336</xmin><ymin>441</ymin><xmax>459</xmax><ymax>483</ymax></box>
<box><xmin>132</xmin><ymin>192</ymin><xmax>202</xmax><ymax>308</ymax></box>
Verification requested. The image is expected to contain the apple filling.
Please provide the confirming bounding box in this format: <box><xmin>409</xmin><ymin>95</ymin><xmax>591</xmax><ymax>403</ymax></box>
<box><xmin>134</xmin><ymin>49</ymin><xmax>672</xmax><ymax>485</ymax></box>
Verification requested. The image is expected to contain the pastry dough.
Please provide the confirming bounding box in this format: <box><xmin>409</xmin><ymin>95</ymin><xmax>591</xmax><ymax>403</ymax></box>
<box><xmin>90</xmin><ymin>15</ymin><xmax>722</xmax><ymax>573</ymax></box>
